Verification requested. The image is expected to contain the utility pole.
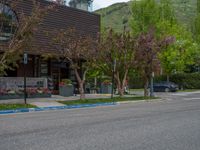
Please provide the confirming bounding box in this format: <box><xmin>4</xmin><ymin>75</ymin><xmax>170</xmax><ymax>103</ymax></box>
<box><xmin>23</xmin><ymin>53</ymin><xmax>28</xmax><ymax>104</ymax></box>
<box><xmin>111</xmin><ymin>59</ymin><xmax>116</xmax><ymax>99</ymax></box>
<box><xmin>150</xmin><ymin>72</ymin><xmax>155</xmax><ymax>97</ymax></box>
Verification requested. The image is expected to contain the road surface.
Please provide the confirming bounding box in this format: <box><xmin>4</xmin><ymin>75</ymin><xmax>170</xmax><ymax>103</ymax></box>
<box><xmin>0</xmin><ymin>92</ymin><xmax>200</xmax><ymax>150</ymax></box>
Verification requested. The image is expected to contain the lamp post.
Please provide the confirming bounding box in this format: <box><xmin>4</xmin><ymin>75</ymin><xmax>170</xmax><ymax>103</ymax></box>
<box><xmin>23</xmin><ymin>53</ymin><xmax>28</xmax><ymax>104</ymax></box>
<box><xmin>111</xmin><ymin>59</ymin><xmax>116</xmax><ymax>99</ymax></box>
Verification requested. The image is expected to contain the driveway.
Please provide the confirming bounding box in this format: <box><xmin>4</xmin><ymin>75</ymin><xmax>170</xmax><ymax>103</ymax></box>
<box><xmin>0</xmin><ymin>92</ymin><xmax>200</xmax><ymax>150</ymax></box>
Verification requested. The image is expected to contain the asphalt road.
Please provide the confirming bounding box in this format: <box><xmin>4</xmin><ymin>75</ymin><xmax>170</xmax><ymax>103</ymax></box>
<box><xmin>0</xmin><ymin>92</ymin><xmax>200</xmax><ymax>150</ymax></box>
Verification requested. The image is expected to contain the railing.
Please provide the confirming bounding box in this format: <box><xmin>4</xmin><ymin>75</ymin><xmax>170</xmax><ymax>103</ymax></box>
<box><xmin>0</xmin><ymin>77</ymin><xmax>48</xmax><ymax>90</ymax></box>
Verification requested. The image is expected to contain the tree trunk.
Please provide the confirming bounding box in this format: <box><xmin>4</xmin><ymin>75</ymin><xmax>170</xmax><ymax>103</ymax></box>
<box><xmin>115</xmin><ymin>70</ymin><xmax>128</xmax><ymax>97</ymax></box>
<box><xmin>74</xmin><ymin>69</ymin><xmax>85</xmax><ymax>99</ymax></box>
<box><xmin>79</xmin><ymin>81</ymin><xmax>85</xmax><ymax>99</ymax></box>
<box><xmin>115</xmin><ymin>72</ymin><xmax>123</xmax><ymax>96</ymax></box>
<box><xmin>144</xmin><ymin>78</ymin><xmax>149</xmax><ymax>97</ymax></box>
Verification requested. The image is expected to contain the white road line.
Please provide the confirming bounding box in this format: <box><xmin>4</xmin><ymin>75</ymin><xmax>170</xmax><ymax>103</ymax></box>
<box><xmin>183</xmin><ymin>98</ymin><xmax>200</xmax><ymax>101</ymax></box>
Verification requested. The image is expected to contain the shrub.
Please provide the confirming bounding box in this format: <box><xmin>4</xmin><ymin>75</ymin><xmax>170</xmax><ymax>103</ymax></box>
<box><xmin>102</xmin><ymin>80</ymin><xmax>112</xmax><ymax>85</ymax></box>
<box><xmin>155</xmin><ymin>73</ymin><xmax>200</xmax><ymax>89</ymax></box>
<box><xmin>128</xmin><ymin>76</ymin><xmax>144</xmax><ymax>89</ymax></box>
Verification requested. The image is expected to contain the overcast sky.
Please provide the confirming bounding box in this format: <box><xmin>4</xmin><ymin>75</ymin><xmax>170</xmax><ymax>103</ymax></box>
<box><xmin>93</xmin><ymin>0</ymin><xmax>130</xmax><ymax>10</ymax></box>
<box><xmin>57</xmin><ymin>0</ymin><xmax>130</xmax><ymax>11</ymax></box>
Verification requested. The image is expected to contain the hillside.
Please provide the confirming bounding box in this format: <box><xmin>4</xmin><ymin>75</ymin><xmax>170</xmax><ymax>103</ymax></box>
<box><xmin>95</xmin><ymin>0</ymin><xmax>197</xmax><ymax>32</ymax></box>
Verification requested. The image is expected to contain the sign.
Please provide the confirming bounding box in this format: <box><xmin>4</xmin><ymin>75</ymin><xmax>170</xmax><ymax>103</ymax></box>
<box><xmin>23</xmin><ymin>53</ymin><xmax>28</xmax><ymax>64</ymax></box>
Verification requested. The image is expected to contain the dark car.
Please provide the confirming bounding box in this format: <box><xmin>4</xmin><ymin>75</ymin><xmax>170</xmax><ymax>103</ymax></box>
<box><xmin>153</xmin><ymin>82</ymin><xmax>178</xmax><ymax>92</ymax></box>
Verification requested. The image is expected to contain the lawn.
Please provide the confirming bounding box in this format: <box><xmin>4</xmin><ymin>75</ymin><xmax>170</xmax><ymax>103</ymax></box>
<box><xmin>178</xmin><ymin>89</ymin><xmax>200</xmax><ymax>92</ymax></box>
<box><xmin>59</xmin><ymin>96</ymin><xmax>156</xmax><ymax>106</ymax></box>
<box><xmin>0</xmin><ymin>104</ymin><xmax>37</xmax><ymax>110</ymax></box>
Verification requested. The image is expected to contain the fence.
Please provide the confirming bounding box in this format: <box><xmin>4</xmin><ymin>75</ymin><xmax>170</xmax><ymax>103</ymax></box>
<box><xmin>0</xmin><ymin>77</ymin><xmax>48</xmax><ymax>90</ymax></box>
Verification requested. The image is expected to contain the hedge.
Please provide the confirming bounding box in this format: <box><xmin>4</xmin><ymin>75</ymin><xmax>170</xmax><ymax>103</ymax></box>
<box><xmin>155</xmin><ymin>73</ymin><xmax>200</xmax><ymax>89</ymax></box>
<box><xmin>129</xmin><ymin>76</ymin><xmax>144</xmax><ymax>89</ymax></box>
<box><xmin>129</xmin><ymin>73</ymin><xmax>200</xmax><ymax>89</ymax></box>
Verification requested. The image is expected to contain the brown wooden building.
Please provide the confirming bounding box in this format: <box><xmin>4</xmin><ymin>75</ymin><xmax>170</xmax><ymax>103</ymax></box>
<box><xmin>0</xmin><ymin>0</ymin><xmax>100</xmax><ymax>91</ymax></box>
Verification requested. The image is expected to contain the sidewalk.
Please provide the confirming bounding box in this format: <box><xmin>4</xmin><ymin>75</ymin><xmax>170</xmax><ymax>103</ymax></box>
<box><xmin>0</xmin><ymin>94</ymin><xmax>113</xmax><ymax>105</ymax></box>
<box><xmin>0</xmin><ymin>94</ymin><xmax>141</xmax><ymax>107</ymax></box>
<box><xmin>0</xmin><ymin>94</ymin><xmax>118</xmax><ymax>113</ymax></box>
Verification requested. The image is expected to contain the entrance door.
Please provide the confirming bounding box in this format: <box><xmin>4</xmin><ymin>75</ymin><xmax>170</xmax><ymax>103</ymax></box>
<box><xmin>52</xmin><ymin>68</ymin><xmax>60</xmax><ymax>93</ymax></box>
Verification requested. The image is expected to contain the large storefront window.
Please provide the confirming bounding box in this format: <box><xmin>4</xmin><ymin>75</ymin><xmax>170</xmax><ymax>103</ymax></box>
<box><xmin>0</xmin><ymin>3</ymin><xmax>17</xmax><ymax>42</ymax></box>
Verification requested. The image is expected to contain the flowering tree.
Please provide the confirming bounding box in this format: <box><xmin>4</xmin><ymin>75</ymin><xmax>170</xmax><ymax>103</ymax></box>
<box><xmin>97</xmin><ymin>28</ymin><xmax>135</xmax><ymax>96</ymax></box>
<box><xmin>53</xmin><ymin>28</ymin><xmax>96</xmax><ymax>99</ymax></box>
<box><xmin>135</xmin><ymin>28</ymin><xmax>175</xmax><ymax>96</ymax></box>
<box><xmin>0</xmin><ymin>0</ymin><xmax>54</xmax><ymax>75</ymax></box>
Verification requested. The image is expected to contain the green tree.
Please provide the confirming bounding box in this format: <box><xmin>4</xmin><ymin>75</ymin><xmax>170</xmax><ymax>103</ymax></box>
<box><xmin>191</xmin><ymin>0</ymin><xmax>200</xmax><ymax>70</ymax></box>
<box><xmin>131</xmin><ymin>0</ymin><xmax>159</xmax><ymax>34</ymax></box>
<box><xmin>130</xmin><ymin>0</ymin><xmax>175</xmax><ymax>95</ymax></box>
<box><xmin>131</xmin><ymin>0</ymin><xmax>198</xmax><ymax>83</ymax></box>
<box><xmin>158</xmin><ymin>21</ymin><xmax>198</xmax><ymax>81</ymax></box>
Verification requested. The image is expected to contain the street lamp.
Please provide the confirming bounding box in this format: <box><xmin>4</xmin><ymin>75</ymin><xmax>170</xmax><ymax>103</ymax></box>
<box><xmin>23</xmin><ymin>52</ymin><xmax>28</xmax><ymax>104</ymax></box>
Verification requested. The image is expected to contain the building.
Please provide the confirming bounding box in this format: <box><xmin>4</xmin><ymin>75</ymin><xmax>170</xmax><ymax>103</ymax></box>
<box><xmin>0</xmin><ymin>0</ymin><xmax>100</xmax><ymax>93</ymax></box>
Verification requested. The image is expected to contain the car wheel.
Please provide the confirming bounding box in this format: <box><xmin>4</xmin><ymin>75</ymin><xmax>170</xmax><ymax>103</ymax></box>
<box><xmin>165</xmin><ymin>88</ymin><xmax>170</xmax><ymax>92</ymax></box>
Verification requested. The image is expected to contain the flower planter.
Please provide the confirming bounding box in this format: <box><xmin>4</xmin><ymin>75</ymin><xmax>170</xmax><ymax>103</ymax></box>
<box><xmin>101</xmin><ymin>84</ymin><xmax>112</xmax><ymax>94</ymax></box>
<box><xmin>59</xmin><ymin>85</ymin><xmax>74</xmax><ymax>97</ymax></box>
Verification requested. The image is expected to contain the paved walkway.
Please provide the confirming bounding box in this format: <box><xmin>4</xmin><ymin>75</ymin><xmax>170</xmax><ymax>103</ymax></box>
<box><xmin>0</xmin><ymin>94</ymin><xmax>115</xmax><ymax>105</ymax></box>
<box><xmin>0</xmin><ymin>93</ymin><xmax>142</xmax><ymax>107</ymax></box>
<box><xmin>30</xmin><ymin>102</ymin><xmax>66</xmax><ymax>107</ymax></box>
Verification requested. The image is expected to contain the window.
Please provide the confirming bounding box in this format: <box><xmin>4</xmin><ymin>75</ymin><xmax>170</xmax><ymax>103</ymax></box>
<box><xmin>0</xmin><ymin>3</ymin><xmax>17</xmax><ymax>42</ymax></box>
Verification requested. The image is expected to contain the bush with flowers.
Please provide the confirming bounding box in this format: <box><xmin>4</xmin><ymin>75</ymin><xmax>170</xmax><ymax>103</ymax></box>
<box><xmin>0</xmin><ymin>89</ymin><xmax>8</xmax><ymax>95</ymax></box>
<box><xmin>27</xmin><ymin>88</ymin><xmax>51</xmax><ymax>95</ymax></box>
<box><xmin>59</xmin><ymin>79</ymin><xmax>72</xmax><ymax>87</ymax></box>
<box><xmin>0</xmin><ymin>87</ymin><xmax>51</xmax><ymax>99</ymax></box>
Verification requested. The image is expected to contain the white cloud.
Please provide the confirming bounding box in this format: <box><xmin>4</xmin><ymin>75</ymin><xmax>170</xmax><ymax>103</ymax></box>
<box><xmin>93</xmin><ymin>0</ymin><xmax>130</xmax><ymax>10</ymax></box>
<box><xmin>53</xmin><ymin>0</ymin><xmax>130</xmax><ymax>11</ymax></box>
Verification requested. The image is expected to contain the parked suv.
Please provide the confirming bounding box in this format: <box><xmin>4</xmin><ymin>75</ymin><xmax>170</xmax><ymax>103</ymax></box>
<box><xmin>153</xmin><ymin>82</ymin><xmax>178</xmax><ymax>92</ymax></box>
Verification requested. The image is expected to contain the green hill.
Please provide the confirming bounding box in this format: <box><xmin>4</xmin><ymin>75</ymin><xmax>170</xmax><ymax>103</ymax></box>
<box><xmin>95</xmin><ymin>0</ymin><xmax>197</xmax><ymax>32</ymax></box>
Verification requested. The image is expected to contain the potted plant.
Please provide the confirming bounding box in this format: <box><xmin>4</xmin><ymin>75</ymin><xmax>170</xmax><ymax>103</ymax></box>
<box><xmin>101</xmin><ymin>80</ymin><xmax>112</xmax><ymax>94</ymax></box>
<box><xmin>59</xmin><ymin>79</ymin><xmax>74</xmax><ymax>97</ymax></box>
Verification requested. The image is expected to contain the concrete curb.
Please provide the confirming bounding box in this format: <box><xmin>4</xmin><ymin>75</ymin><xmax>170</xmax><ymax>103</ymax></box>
<box><xmin>117</xmin><ymin>99</ymin><xmax>162</xmax><ymax>104</ymax></box>
<box><xmin>0</xmin><ymin>103</ymin><xmax>116</xmax><ymax>115</ymax></box>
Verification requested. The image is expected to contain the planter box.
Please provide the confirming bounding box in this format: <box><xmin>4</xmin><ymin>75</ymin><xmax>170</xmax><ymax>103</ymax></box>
<box><xmin>101</xmin><ymin>84</ymin><xmax>112</xmax><ymax>94</ymax></box>
<box><xmin>59</xmin><ymin>85</ymin><xmax>74</xmax><ymax>97</ymax></box>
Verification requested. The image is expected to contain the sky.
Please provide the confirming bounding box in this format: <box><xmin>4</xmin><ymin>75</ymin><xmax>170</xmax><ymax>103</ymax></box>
<box><xmin>54</xmin><ymin>0</ymin><xmax>130</xmax><ymax>11</ymax></box>
<box><xmin>93</xmin><ymin>0</ymin><xmax>130</xmax><ymax>10</ymax></box>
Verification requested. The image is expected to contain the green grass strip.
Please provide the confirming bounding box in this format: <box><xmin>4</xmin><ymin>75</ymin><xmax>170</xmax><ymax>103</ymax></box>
<box><xmin>0</xmin><ymin>104</ymin><xmax>37</xmax><ymax>110</ymax></box>
<box><xmin>178</xmin><ymin>89</ymin><xmax>200</xmax><ymax>92</ymax></box>
<box><xmin>59</xmin><ymin>96</ymin><xmax>157</xmax><ymax>106</ymax></box>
